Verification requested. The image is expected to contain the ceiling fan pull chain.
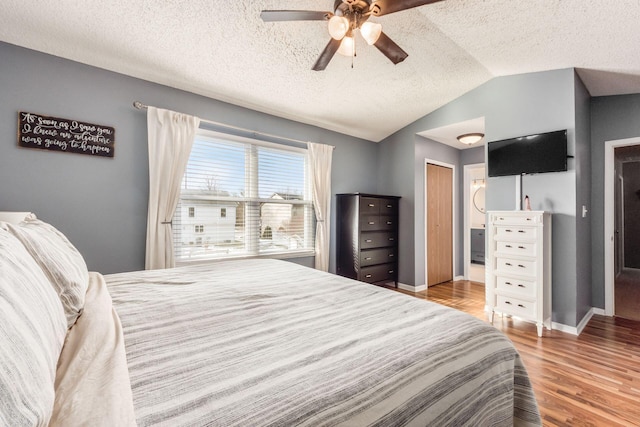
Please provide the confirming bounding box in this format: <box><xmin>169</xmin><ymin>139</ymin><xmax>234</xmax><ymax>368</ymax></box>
<box><xmin>352</xmin><ymin>40</ymin><xmax>357</xmax><ymax>69</ymax></box>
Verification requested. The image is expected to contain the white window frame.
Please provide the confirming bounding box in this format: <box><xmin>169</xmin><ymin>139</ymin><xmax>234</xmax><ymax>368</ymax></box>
<box><xmin>175</xmin><ymin>129</ymin><xmax>315</xmax><ymax>264</ymax></box>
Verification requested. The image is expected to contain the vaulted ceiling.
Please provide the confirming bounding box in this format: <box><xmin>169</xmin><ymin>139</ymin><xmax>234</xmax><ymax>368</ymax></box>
<box><xmin>2</xmin><ymin>0</ymin><xmax>640</xmax><ymax>142</ymax></box>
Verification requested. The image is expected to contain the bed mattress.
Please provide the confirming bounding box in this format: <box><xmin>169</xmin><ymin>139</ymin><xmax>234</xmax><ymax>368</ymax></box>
<box><xmin>105</xmin><ymin>259</ymin><xmax>540</xmax><ymax>426</ymax></box>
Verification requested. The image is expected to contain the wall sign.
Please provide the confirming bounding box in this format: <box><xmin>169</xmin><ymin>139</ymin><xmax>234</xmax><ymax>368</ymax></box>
<box><xmin>18</xmin><ymin>112</ymin><xmax>115</xmax><ymax>158</ymax></box>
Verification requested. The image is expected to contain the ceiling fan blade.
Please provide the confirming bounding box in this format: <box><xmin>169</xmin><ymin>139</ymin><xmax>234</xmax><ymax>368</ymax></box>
<box><xmin>260</xmin><ymin>10</ymin><xmax>332</xmax><ymax>22</ymax></box>
<box><xmin>374</xmin><ymin>32</ymin><xmax>408</xmax><ymax>64</ymax></box>
<box><xmin>312</xmin><ymin>38</ymin><xmax>342</xmax><ymax>71</ymax></box>
<box><xmin>370</xmin><ymin>0</ymin><xmax>443</xmax><ymax>16</ymax></box>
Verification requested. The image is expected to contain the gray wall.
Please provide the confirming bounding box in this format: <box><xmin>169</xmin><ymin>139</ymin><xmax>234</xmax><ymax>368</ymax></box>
<box><xmin>590</xmin><ymin>94</ymin><xmax>640</xmax><ymax>308</ymax></box>
<box><xmin>574</xmin><ymin>72</ymin><xmax>593</xmax><ymax>324</ymax></box>
<box><xmin>378</xmin><ymin>68</ymin><xmax>582</xmax><ymax>325</ymax></box>
<box><xmin>0</xmin><ymin>42</ymin><xmax>378</xmax><ymax>274</ymax></box>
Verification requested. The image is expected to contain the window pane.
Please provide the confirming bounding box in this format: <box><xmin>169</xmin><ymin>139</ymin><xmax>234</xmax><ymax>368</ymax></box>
<box><xmin>174</xmin><ymin>199</ymin><xmax>247</xmax><ymax>260</ymax></box>
<box><xmin>260</xmin><ymin>203</ymin><xmax>314</xmax><ymax>253</ymax></box>
<box><xmin>184</xmin><ymin>136</ymin><xmax>246</xmax><ymax>196</ymax></box>
<box><xmin>257</xmin><ymin>147</ymin><xmax>306</xmax><ymax>200</ymax></box>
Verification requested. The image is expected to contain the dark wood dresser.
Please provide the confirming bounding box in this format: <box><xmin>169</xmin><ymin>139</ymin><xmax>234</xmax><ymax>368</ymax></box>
<box><xmin>336</xmin><ymin>193</ymin><xmax>400</xmax><ymax>287</ymax></box>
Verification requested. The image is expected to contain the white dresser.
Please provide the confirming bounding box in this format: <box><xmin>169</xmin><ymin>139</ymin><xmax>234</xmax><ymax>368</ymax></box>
<box><xmin>485</xmin><ymin>211</ymin><xmax>552</xmax><ymax>336</ymax></box>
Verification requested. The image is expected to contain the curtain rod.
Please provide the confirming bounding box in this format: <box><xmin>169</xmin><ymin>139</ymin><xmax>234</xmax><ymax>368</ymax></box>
<box><xmin>133</xmin><ymin>101</ymin><xmax>334</xmax><ymax>149</ymax></box>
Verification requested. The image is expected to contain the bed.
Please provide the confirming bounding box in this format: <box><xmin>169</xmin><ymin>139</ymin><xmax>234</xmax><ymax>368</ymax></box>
<box><xmin>0</xmin><ymin>214</ymin><xmax>541</xmax><ymax>426</ymax></box>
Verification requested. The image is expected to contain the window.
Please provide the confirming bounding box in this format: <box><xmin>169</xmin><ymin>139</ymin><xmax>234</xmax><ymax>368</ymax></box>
<box><xmin>174</xmin><ymin>130</ymin><xmax>315</xmax><ymax>261</ymax></box>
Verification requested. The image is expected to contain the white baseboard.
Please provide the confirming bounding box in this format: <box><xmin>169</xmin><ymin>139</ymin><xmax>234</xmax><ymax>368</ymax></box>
<box><xmin>552</xmin><ymin>307</ymin><xmax>602</xmax><ymax>336</ymax></box>
<box><xmin>550</xmin><ymin>322</ymin><xmax>579</xmax><ymax>335</ymax></box>
<box><xmin>398</xmin><ymin>282</ymin><xmax>427</xmax><ymax>292</ymax></box>
<box><xmin>454</xmin><ymin>275</ymin><xmax>464</xmax><ymax>281</ymax></box>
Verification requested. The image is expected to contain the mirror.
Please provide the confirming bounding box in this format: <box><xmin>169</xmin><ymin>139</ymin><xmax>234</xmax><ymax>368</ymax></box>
<box><xmin>473</xmin><ymin>186</ymin><xmax>485</xmax><ymax>214</ymax></box>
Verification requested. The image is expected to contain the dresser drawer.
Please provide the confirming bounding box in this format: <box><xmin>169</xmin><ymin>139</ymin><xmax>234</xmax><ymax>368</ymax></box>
<box><xmin>360</xmin><ymin>232</ymin><xmax>397</xmax><ymax>249</ymax></box>
<box><xmin>360</xmin><ymin>263</ymin><xmax>397</xmax><ymax>284</ymax></box>
<box><xmin>496</xmin><ymin>276</ymin><xmax>536</xmax><ymax>297</ymax></box>
<box><xmin>495</xmin><ymin>226</ymin><xmax>537</xmax><ymax>240</ymax></box>
<box><xmin>491</xmin><ymin>213</ymin><xmax>541</xmax><ymax>225</ymax></box>
<box><xmin>360</xmin><ymin>197</ymin><xmax>381</xmax><ymax>215</ymax></box>
<box><xmin>380</xmin><ymin>199</ymin><xmax>398</xmax><ymax>215</ymax></box>
<box><xmin>496</xmin><ymin>241</ymin><xmax>536</xmax><ymax>257</ymax></box>
<box><xmin>496</xmin><ymin>257</ymin><xmax>536</xmax><ymax>276</ymax></box>
<box><xmin>360</xmin><ymin>247</ymin><xmax>396</xmax><ymax>267</ymax></box>
<box><xmin>497</xmin><ymin>295</ymin><xmax>536</xmax><ymax>318</ymax></box>
<box><xmin>360</xmin><ymin>215</ymin><xmax>396</xmax><ymax>231</ymax></box>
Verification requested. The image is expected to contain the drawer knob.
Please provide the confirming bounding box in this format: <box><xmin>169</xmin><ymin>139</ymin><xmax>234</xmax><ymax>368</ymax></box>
<box><xmin>389</xmin><ymin>237</ymin><xmax>394</xmax><ymax>241</ymax></box>
<box><xmin>388</xmin><ymin>270</ymin><xmax>394</xmax><ymax>274</ymax></box>
<box><xmin>505</xmin><ymin>282</ymin><xmax>513</xmax><ymax>286</ymax></box>
<box><xmin>365</xmin><ymin>239</ymin><xmax>373</xmax><ymax>243</ymax></box>
<box><xmin>518</xmin><ymin>304</ymin><xmax>526</xmax><ymax>308</ymax></box>
<box><xmin>386</xmin><ymin>204</ymin><xmax>392</xmax><ymax>208</ymax></box>
<box><xmin>526</xmin><ymin>218</ymin><xmax>532</xmax><ymax>221</ymax></box>
<box><xmin>386</xmin><ymin>221</ymin><xmax>393</xmax><ymax>225</ymax></box>
<box><xmin>518</xmin><ymin>264</ymin><xmax>526</xmax><ymax>268</ymax></box>
<box><xmin>388</xmin><ymin>254</ymin><xmax>394</xmax><ymax>257</ymax></box>
<box><xmin>518</xmin><ymin>230</ymin><xmax>526</xmax><ymax>233</ymax></box>
<box><xmin>506</xmin><ymin>244</ymin><xmax>513</xmax><ymax>248</ymax></box>
<box><xmin>364</xmin><ymin>257</ymin><xmax>372</xmax><ymax>261</ymax></box>
<box><xmin>505</xmin><ymin>262</ymin><xmax>513</xmax><ymax>266</ymax></box>
<box><xmin>505</xmin><ymin>229</ymin><xmax>513</xmax><ymax>233</ymax></box>
<box><xmin>368</xmin><ymin>221</ymin><xmax>375</xmax><ymax>225</ymax></box>
<box><xmin>368</xmin><ymin>204</ymin><xmax>375</xmax><ymax>207</ymax></box>
<box><xmin>505</xmin><ymin>301</ymin><xmax>512</xmax><ymax>305</ymax></box>
<box><xmin>365</xmin><ymin>274</ymin><xmax>372</xmax><ymax>278</ymax></box>
<box><xmin>518</xmin><ymin>284</ymin><xmax>526</xmax><ymax>288</ymax></box>
<box><xmin>518</xmin><ymin>245</ymin><xmax>526</xmax><ymax>249</ymax></box>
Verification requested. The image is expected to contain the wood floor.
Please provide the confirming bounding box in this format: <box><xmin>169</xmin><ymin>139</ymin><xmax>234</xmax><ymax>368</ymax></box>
<box><xmin>397</xmin><ymin>281</ymin><xmax>640</xmax><ymax>427</ymax></box>
<box><xmin>615</xmin><ymin>268</ymin><xmax>640</xmax><ymax>322</ymax></box>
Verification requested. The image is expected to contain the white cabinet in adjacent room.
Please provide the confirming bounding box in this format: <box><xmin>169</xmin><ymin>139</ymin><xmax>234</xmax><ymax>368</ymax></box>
<box><xmin>486</xmin><ymin>211</ymin><xmax>552</xmax><ymax>337</ymax></box>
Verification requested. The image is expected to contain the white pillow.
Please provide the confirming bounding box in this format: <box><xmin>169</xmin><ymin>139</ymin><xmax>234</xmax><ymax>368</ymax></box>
<box><xmin>5</xmin><ymin>216</ymin><xmax>89</xmax><ymax>329</ymax></box>
<box><xmin>0</xmin><ymin>228</ymin><xmax>67</xmax><ymax>426</ymax></box>
<box><xmin>0</xmin><ymin>211</ymin><xmax>31</xmax><ymax>224</ymax></box>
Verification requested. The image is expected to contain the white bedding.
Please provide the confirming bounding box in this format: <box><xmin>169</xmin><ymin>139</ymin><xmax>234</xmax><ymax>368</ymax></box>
<box><xmin>50</xmin><ymin>272</ymin><xmax>136</xmax><ymax>426</ymax></box>
<box><xmin>103</xmin><ymin>259</ymin><xmax>541</xmax><ymax>426</ymax></box>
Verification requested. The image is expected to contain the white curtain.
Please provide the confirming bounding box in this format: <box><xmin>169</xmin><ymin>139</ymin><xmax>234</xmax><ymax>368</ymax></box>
<box><xmin>145</xmin><ymin>107</ymin><xmax>200</xmax><ymax>270</ymax></box>
<box><xmin>307</xmin><ymin>142</ymin><xmax>333</xmax><ymax>272</ymax></box>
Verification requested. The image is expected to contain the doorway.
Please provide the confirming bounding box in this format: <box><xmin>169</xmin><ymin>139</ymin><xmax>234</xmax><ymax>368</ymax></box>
<box><xmin>426</xmin><ymin>161</ymin><xmax>454</xmax><ymax>286</ymax></box>
<box><xmin>464</xmin><ymin>164</ymin><xmax>486</xmax><ymax>283</ymax></box>
<box><xmin>613</xmin><ymin>145</ymin><xmax>640</xmax><ymax>321</ymax></box>
<box><xmin>604</xmin><ymin>137</ymin><xmax>640</xmax><ymax>317</ymax></box>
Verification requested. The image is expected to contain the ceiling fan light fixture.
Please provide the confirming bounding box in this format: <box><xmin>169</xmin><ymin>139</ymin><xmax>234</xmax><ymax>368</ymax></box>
<box><xmin>328</xmin><ymin>15</ymin><xmax>349</xmax><ymax>40</ymax></box>
<box><xmin>337</xmin><ymin>36</ymin><xmax>355</xmax><ymax>57</ymax></box>
<box><xmin>457</xmin><ymin>133</ymin><xmax>484</xmax><ymax>145</ymax></box>
<box><xmin>360</xmin><ymin>22</ymin><xmax>382</xmax><ymax>45</ymax></box>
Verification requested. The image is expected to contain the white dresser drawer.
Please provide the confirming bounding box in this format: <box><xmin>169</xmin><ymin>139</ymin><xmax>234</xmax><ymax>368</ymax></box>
<box><xmin>496</xmin><ymin>257</ymin><xmax>536</xmax><ymax>276</ymax></box>
<box><xmin>496</xmin><ymin>241</ymin><xmax>536</xmax><ymax>257</ymax></box>
<box><xmin>491</xmin><ymin>213</ymin><xmax>541</xmax><ymax>225</ymax></box>
<box><xmin>497</xmin><ymin>295</ymin><xmax>536</xmax><ymax>318</ymax></box>
<box><xmin>496</xmin><ymin>276</ymin><xmax>536</xmax><ymax>297</ymax></box>
<box><xmin>495</xmin><ymin>226</ymin><xmax>537</xmax><ymax>240</ymax></box>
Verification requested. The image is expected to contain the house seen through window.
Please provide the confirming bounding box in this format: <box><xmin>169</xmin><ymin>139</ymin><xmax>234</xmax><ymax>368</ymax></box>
<box><xmin>173</xmin><ymin>130</ymin><xmax>315</xmax><ymax>261</ymax></box>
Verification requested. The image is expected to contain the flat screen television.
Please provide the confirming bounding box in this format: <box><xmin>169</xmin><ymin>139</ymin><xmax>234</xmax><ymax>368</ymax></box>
<box><xmin>487</xmin><ymin>130</ymin><xmax>568</xmax><ymax>177</ymax></box>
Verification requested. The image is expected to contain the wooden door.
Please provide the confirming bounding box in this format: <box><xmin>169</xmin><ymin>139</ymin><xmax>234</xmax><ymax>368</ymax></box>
<box><xmin>427</xmin><ymin>163</ymin><xmax>453</xmax><ymax>286</ymax></box>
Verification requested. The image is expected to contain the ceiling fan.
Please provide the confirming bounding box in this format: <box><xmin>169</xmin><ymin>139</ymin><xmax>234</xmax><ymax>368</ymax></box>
<box><xmin>261</xmin><ymin>0</ymin><xmax>443</xmax><ymax>71</ymax></box>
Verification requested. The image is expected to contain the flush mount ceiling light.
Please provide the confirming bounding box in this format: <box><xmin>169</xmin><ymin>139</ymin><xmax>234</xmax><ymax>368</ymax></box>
<box><xmin>260</xmin><ymin>0</ymin><xmax>444</xmax><ymax>71</ymax></box>
<box><xmin>457</xmin><ymin>133</ymin><xmax>485</xmax><ymax>145</ymax></box>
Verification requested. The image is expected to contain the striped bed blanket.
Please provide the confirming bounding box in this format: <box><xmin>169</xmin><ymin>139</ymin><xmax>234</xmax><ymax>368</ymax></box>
<box><xmin>105</xmin><ymin>259</ymin><xmax>541</xmax><ymax>426</ymax></box>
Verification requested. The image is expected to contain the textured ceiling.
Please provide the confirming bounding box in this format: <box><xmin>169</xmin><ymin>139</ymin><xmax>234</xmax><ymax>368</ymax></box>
<box><xmin>2</xmin><ymin>0</ymin><xmax>640</xmax><ymax>143</ymax></box>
